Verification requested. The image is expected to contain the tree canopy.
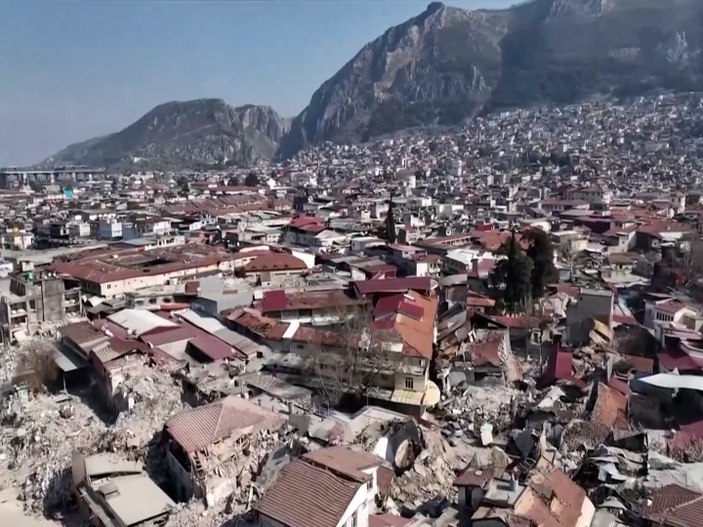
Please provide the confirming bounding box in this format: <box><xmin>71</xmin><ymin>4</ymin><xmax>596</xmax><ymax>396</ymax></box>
<box><xmin>524</xmin><ymin>227</ymin><xmax>557</xmax><ymax>298</ymax></box>
<box><xmin>385</xmin><ymin>198</ymin><xmax>397</xmax><ymax>244</ymax></box>
<box><xmin>245</xmin><ymin>172</ymin><xmax>260</xmax><ymax>187</ymax></box>
<box><xmin>491</xmin><ymin>232</ymin><xmax>533</xmax><ymax>313</ymax></box>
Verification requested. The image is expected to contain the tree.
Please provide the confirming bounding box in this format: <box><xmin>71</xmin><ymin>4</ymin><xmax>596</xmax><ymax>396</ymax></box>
<box><xmin>524</xmin><ymin>228</ymin><xmax>557</xmax><ymax>298</ymax></box>
<box><xmin>245</xmin><ymin>172</ymin><xmax>260</xmax><ymax>187</ymax></box>
<box><xmin>491</xmin><ymin>232</ymin><xmax>533</xmax><ymax>313</ymax></box>
<box><xmin>305</xmin><ymin>307</ymin><xmax>398</xmax><ymax>408</ymax></box>
<box><xmin>385</xmin><ymin>196</ymin><xmax>397</xmax><ymax>244</ymax></box>
<box><xmin>176</xmin><ymin>175</ymin><xmax>189</xmax><ymax>197</ymax></box>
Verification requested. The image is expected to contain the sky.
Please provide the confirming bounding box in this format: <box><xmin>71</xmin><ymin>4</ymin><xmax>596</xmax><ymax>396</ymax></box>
<box><xmin>0</xmin><ymin>0</ymin><xmax>516</xmax><ymax>166</ymax></box>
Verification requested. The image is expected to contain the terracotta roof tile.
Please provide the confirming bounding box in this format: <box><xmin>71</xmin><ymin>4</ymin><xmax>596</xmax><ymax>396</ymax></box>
<box><xmin>516</xmin><ymin>464</ymin><xmax>588</xmax><ymax>527</ymax></box>
<box><xmin>256</xmin><ymin>460</ymin><xmax>362</xmax><ymax>527</ymax></box>
<box><xmin>302</xmin><ymin>446</ymin><xmax>383</xmax><ymax>483</ymax></box>
<box><xmin>592</xmin><ymin>382</ymin><xmax>629</xmax><ymax>429</ymax></box>
<box><xmin>243</xmin><ymin>253</ymin><xmax>307</xmax><ymax>273</ymax></box>
<box><xmin>165</xmin><ymin>396</ymin><xmax>283</xmax><ymax>452</ymax></box>
<box><xmin>642</xmin><ymin>484</ymin><xmax>703</xmax><ymax>527</ymax></box>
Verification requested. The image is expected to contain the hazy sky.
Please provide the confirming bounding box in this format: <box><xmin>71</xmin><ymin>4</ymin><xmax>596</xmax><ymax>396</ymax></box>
<box><xmin>0</xmin><ymin>0</ymin><xmax>516</xmax><ymax>166</ymax></box>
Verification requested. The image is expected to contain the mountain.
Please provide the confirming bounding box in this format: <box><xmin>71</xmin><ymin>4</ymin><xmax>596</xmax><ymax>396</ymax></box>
<box><xmin>278</xmin><ymin>0</ymin><xmax>703</xmax><ymax>157</ymax></box>
<box><xmin>43</xmin><ymin>99</ymin><xmax>291</xmax><ymax>169</ymax></box>
<box><xmin>44</xmin><ymin>0</ymin><xmax>703</xmax><ymax>166</ymax></box>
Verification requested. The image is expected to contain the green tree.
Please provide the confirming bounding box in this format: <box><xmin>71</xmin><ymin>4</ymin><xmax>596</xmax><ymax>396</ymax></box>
<box><xmin>176</xmin><ymin>176</ymin><xmax>189</xmax><ymax>196</ymax></box>
<box><xmin>385</xmin><ymin>197</ymin><xmax>397</xmax><ymax>244</ymax></box>
<box><xmin>524</xmin><ymin>228</ymin><xmax>557</xmax><ymax>298</ymax></box>
<box><xmin>245</xmin><ymin>172</ymin><xmax>260</xmax><ymax>187</ymax></box>
<box><xmin>491</xmin><ymin>232</ymin><xmax>533</xmax><ymax>313</ymax></box>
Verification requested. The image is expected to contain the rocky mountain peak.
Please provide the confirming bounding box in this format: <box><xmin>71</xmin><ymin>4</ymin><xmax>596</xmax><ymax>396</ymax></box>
<box><xmin>276</xmin><ymin>0</ymin><xmax>703</xmax><ymax>158</ymax></box>
<box><xmin>44</xmin><ymin>99</ymin><xmax>290</xmax><ymax>169</ymax></box>
<box><xmin>44</xmin><ymin>0</ymin><xmax>703</xmax><ymax>167</ymax></box>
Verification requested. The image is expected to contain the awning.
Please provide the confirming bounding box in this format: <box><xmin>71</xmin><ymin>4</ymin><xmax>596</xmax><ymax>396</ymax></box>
<box><xmin>53</xmin><ymin>347</ymin><xmax>87</xmax><ymax>372</ymax></box>
<box><xmin>391</xmin><ymin>388</ymin><xmax>425</xmax><ymax>406</ymax></box>
<box><xmin>422</xmin><ymin>380</ymin><xmax>441</xmax><ymax>407</ymax></box>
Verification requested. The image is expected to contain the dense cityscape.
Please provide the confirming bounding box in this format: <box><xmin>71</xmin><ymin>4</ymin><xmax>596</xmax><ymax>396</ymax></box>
<box><xmin>7</xmin><ymin>0</ymin><xmax>703</xmax><ymax>523</ymax></box>
<box><xmin>1</xmin><ymin>90</ymin><xmax>703</xmax><ymax>527</ymax></box>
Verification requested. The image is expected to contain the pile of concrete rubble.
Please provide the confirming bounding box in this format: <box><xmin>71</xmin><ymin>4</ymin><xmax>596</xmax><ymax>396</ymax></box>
<box><xmin>1</xmin><ymin>391</ymin><xmax>107</xmax><ymax>515</ymax></box>
<box><xmin>96</xmin><ymin>359</ymin><xmax>187</xmax><ymax>454</ymax></box>
<box><xmin>165</xmin><ymin>427</ymin><xmax>301</xmax><ymax>527</ymax></box>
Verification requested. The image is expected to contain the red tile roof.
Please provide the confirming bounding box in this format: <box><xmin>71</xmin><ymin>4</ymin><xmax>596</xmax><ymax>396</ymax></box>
<box><xmin>289</xmin><ymin>216</ymin><xmax>323</xmax><ymax>229</ymax></box>
<box><xmin>516</xmin><ymin>464</ymin><xmax>588</xmax><ymax>527</ymax></box>
<box><xmin>353</xmin><ymin>276</ymin><xmax>432</xmax><ymax>298</ymax></box>
<box><xmin>466</xmin><ymin>291</ymin><xmax>496</xmax><ymax>308</ymax></box>
<box><xmin>373</xmin><ymin>293</ymin><xmax>425</xmax><ymax>320</ymax></box>
<box><xmin>262</xmin><ymin>290</ymin><xmax>288</xmax><ymax>312</ymax></box>
<box><xmin>369</xmin><ymin>514</ymin><xmax>412</xmax><ymax>527</ymax></box>
<box><xmin>657</xmin><ymin>299</ymin><xmax>691</xmax><ymax>315</ymax></box>
<box><xmin>641</xmin><ymin>484</ymin><xmax>703</xmax><ymax>527</ymax></box>
<box><xmin>371</xmin><ymin>290</ymin><xmax>438</xmax><ymax>360</ymax></box>
<box><xmin>260</xmin><ymin>289</ymin><xmax>364</xmax><ymax>314</ymax></box>
<box><xmin>187</xmin><ymin>335</ymin><xmax>237</xmax><ymax>361</ymax></box>
<box><xmin>165</xmin><ymin>396</ymin><xmax>283</xmax><ymax>453</ymax></box>
<box><xmin>243</xmin><ymin>253</ymin><xmax>307</xmax><ymax>273</ymax></box>
<box><xmin>659</xmin><ymin>346</ymin><xmax>703</xmax><ymax>372</ymax></box>
<box><xmin>256</xmin><ymin>460</ymin><xmax>362</xmax><ymax>527</ymax></box>
<box><xmin>592</xmin><ymin>382</ymin><xmax>628</xmax><ymax>429</ymax></box>
<box><xmin>302</xmin><ymin>446</ymin><xmax>383</xmax><ymax>483</ymax></box>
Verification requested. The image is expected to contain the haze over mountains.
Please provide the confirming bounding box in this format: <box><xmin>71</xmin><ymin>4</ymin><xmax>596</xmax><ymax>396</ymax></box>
<box><xmin>44</xmin><ymin>0</ymin><xmax>703</xmax><ymax>169</ymax></box>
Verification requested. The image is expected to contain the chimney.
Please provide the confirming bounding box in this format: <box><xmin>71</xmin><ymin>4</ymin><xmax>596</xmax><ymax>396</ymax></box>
<box><xmin>509</xmin><ymin>475</ymin><xmax>518</xmax><ymax>492</ymax></box>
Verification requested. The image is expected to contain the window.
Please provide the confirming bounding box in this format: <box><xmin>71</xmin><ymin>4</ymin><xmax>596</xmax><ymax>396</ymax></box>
<box><xmin>296</xmin><ymin>344</ymin><xmax>305</xmax><ymax>350</ymax></box>
<box><xmin>405</xmin><ymin>377</ymin><xmax>414</xmax><ymax>390</ymax></box>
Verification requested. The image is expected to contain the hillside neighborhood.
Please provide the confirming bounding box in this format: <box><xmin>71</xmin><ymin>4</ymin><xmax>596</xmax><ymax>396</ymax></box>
<box><xmin>3</xmin><ymin>92</ymin><xmax>703</xmax><ymax>527</ymax></box>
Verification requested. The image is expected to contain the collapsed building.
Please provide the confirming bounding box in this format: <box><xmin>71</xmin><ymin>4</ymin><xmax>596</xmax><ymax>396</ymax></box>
<box><xmin>71</xmin><ymin>452</ymin><xmax>175</xmax><ymax>527</ymax></box>
<box><xmin>162</xmin><ymin>396</ymin><xmax>285</xmax><ymax>506</ymax></box>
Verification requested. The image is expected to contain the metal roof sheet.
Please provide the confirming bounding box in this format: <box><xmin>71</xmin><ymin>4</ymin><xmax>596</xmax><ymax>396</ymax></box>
<box><xmin>107</xmin><ymin>309</ymin><xmax>177</xmax><ymax>337</ymax></box>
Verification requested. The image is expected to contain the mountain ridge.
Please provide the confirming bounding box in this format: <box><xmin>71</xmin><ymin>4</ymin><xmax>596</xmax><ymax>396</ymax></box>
<box><xmin>42</xmin><ymin>98</ymin><xmax>291</xmax><ymax>170</ymax></box>
<box><xmin>43</xmin><ymin>0</ymin><xmax>703</xmax><ymax>168</ymax></box>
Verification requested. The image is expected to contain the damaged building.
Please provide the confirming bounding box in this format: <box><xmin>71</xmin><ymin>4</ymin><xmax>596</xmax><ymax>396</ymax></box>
<box><xmin>163</xmin><ymin>395</ymin><xmax>285</xmax><ymax>506</ymax></box>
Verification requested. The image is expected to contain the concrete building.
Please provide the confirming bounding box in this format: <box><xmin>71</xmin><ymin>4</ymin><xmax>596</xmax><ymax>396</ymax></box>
<box><xmin>71</xmin><ymin>452</ymin><xmax>174</xmax><ymax>527</ymax></box>
<box><xmin>0</xmin><ymin>269</ymin><xmax>81</xmax><ymax>342</ymax></box>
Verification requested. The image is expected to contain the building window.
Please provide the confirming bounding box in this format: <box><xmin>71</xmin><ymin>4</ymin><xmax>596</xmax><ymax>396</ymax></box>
<box><xmin>405</xmin><ymin>377</ymin><xmax>414</xmax><ymax>390</ymax></box>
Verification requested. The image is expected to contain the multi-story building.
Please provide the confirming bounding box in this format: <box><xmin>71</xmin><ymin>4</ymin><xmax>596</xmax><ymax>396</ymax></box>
<box><xmin>0</xmin><ymin>268</ymin><xmax>82</xmax><ymax>342</ymax></box>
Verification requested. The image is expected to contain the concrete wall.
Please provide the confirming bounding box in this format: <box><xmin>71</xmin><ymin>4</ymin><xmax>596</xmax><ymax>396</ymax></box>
<box><xmin>566</xmin><ymin>289</ymin><xmax>613</xmax><ymax>345</ymax></box>
<box><xmin>36</xmin><ymin>278</ymin><xmax>65</xmax><ymax>322</ymax></box>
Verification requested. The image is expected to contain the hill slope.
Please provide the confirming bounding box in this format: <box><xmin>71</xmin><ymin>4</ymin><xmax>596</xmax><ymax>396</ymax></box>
<box><xmin>278</xmin><ymin>0</ymin><xmax>703</xmax><ymax>157</ymax></box>
<box><xmin>44</xmin><ymin>99</ymin><xmax>291</xmax><ymax>169</ymax></box>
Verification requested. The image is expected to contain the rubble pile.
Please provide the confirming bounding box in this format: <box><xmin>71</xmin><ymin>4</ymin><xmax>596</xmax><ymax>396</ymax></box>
<box><xmin>0</xmin><ymin>391</ymin><xmax>108</xmax><ymax>514</ymax></box>
<box><xmin>165</xmin><ymin>500</ymin><xmax>232</xmax><ymax>527</ymax></box>
<box><xmin>167</xmin><ymin>426</ymin><xmax>298</xmax><ymax>527</ymax></box>
<box><xmin>97</xmin><ymin>361</ymin><xmax>187</xmax><ymax>454</ymax></box>
<box><xmin>389</xmin><ymin>425</ymin><xmax>460</xmax><ymax>507</ymax></box>
<box><xmin>440</xmin><ymin>383</ymin><xmax>521</xmax><ymax>438</ymax></box>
